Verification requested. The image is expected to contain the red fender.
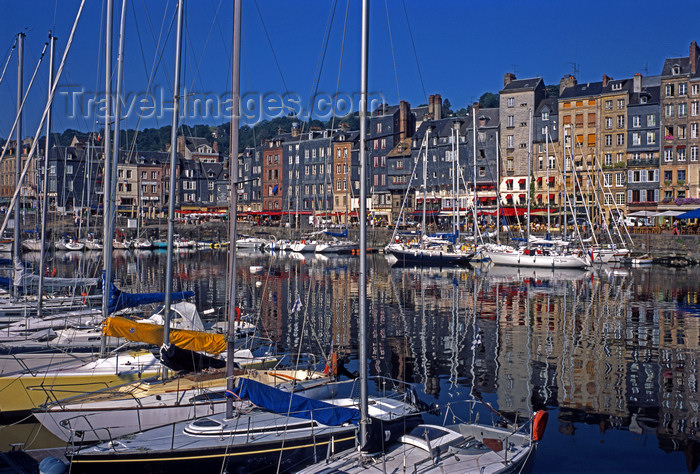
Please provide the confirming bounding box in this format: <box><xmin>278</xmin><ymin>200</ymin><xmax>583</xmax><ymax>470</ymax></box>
<box><xmin>533</xmin><ymin>410</ymin><xmax>548</xmax><ymax>441</ymax></box>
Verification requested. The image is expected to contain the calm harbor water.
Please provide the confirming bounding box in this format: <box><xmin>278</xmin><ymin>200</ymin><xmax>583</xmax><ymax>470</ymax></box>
<box><xmin>2</xmin><ymin>248</ymin><xmax>700</xmax><ymax>473</ymax></box>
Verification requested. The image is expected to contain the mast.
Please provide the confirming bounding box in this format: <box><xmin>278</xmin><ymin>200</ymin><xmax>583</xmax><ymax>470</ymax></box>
<box><xmin>99</xmin><ymin>0</ymin><xmax>114</xmax><ymax>355</ymax></box>
<box><xmin>13</xmin><ymin>32</ymin><xmax>24</xmax><ymax>301</ymax></box>
<box><xmin>226</xmin><ymin>0</ymin><xmax>241</xmax><ymax>419</ymax></box>
<box><xmin>37</xmin><ymin>33</ymin><xmax>55</xmax><ymax>317</ymax></box>
<box><xmin>358</xmin><ymin>0</ymin><xmax>369</xmax><ymax>449</ymax></box>
<box><xmin>496</xmin><ymin>130</ymin><xmax>500</xmax><ymax>244</ymax></box>
<box><xmin>163</xmin><ymin>0</ymin><xmax>184</xmax><ymax>352</ymax></box>
<box><xmin>472</xmin><ymin>109</ymin><xmax>477</xmax><ymax>243</ymax></box>
<box><xmin>526</xmin><ymin>108</ymin><xmax>532</xmax><ymax>249</ymax></box>
<box><xmin>421</xmin><ymin>129</ymin><xmax>428</xmax><ymax>241</ymax></box>
<box><xmin>545</xmin><ymin>125</ymin><xmax>551</xmax><ymax>234</ymax></box>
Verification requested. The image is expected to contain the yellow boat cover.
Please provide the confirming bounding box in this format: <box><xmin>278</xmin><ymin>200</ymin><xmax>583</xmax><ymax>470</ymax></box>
<box><xmin>103</xmin><ymin>316</ymin><xmax>226</xmax><ymax>354</ymax></box>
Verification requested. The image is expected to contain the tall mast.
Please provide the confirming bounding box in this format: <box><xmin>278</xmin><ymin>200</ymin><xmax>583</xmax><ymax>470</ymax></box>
<box><xmin>37</xmin><ymin>33</ymin><xmax>55</xmax><ymax>317</ymax></box>
<box><xmin>496</xmin><ymin>129</ymin><xmax>500</xmax><ymax>244</ymax></box>
<box><xmin>358</xmin><ymin>0</ymin><xmax>369</xmax><ymax>449</ymax></box>
<box><xmin>546</xmin><ymin>125</ymin><xmax>550</xmax><ymax>233</ymax></box>
<box><xmin>99</xmin><ymin>0</ymin><xmax>114</xmax><ymax>355</ymax></box>
<box><xmin>421</xmin><ymin>129</ymin><xmax>428</xmax><ymax>241</ymax></box>
<box><xmin>472</xmin><ymin>109</ymin><xmax>477</xmax><ymax>243</ymax></box>
<box><xmin>226</xmin><ymin>0</ymin><xmax>242</xmax><ymax>419</ymax></box>
<box><xmin>163</xmin><ymin>0</ymin><xmax>184</xmax><ymax>351</ymax></box>
<box><xmin>526</xmin><ymin>108</ymin><xmax>532</xmax><ymax>249</ymax></box>
<box><xmin>13</xmin><ymin>32</ymin><xmax>24</xmax><ymax>301</ymax></box>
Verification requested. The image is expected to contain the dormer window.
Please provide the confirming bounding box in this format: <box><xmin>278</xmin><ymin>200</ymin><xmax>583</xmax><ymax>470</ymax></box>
<box><xmin>640</xmin><ymin>96</ymin><xmax>648</xmax><ymax>104</ymax></box>
<box><xmin>612</xmin><ymin>82</ymin><xmax>622</xmax><ymax>91</ymax></box>
<box><xmin>672</xmin><ymin>65</ymin><xmax>681</xmax><ymax>75</ymax></box>
<box><xmin>542</xmin><ymin>111</ymin><xmax>549</xmax><ymax>121</ymax></box>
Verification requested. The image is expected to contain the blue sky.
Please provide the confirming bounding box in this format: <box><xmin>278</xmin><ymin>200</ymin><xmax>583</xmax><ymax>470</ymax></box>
<box><xmin>1</xmin><ymin>0</ymin><xmax>700</xmax><ymax>137</ymax></box>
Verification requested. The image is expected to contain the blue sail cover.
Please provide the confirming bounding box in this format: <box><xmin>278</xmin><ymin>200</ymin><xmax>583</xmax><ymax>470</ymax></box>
<box><xmin>235</xmin><ymin>378</ymin><xmax>360</xmax><ymax>426</ymax></box>
<box><xmin>105</xmin><ymin>272</ymin><xmax>194</xmax><ymax>314</ymax></box>
<box><xmin>324</xmin><ymin>229</ymin><xmax>348</xmax><ymax>238</ymax></box>
<box><xmin>428</xmin><ymin>231</ymin><xmax>458</xmax><ymax>243</ymax></box>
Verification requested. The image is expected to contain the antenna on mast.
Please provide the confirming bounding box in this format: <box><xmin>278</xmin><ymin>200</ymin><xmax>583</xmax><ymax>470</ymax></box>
<box><xmin>567</xmin><ymin>62</ymin><xmax>580</xmax><ymax>78</ymax></box>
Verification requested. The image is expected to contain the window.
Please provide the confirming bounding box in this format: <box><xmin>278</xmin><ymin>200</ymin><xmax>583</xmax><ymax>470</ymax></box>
<box><xmin>646</xmin><ymin>114</ymin><xmax>656</xmax><ymax>127</ymax></box>
<box><xmin>617</xmin><ymin>115</ymin><xmax>625</xmax><ymax>128</ymax></box>
<box><xmin>208</xmin><ymin>182</ymin><xmax>214</xmax><ymax>190</ymax></box>
<box><xmin>693</xmin><ymin>123</ymin><xmax>699</xmax><ymax>139</ymax></box>
<box><xmin>312</xmin><ymin>165</ymin><xmax>317</xmax><ymax>175</ymax></box>
<box><xmin>575</xmin><ymin>114</ymin><xmax>583</xmax><ymax>127</ymax></box>
<box><xmin>678</xmin><ymin>125</ymin><xmax>687</xmax><ymax>139</ymax></box>
<box><xmin>692</xmin><ymin>146</ymin><xmax>698</xmax><ymax>161</ymax></box>
<box><xmin>604</xmin><ymin>153</ymin><xmax>612</xmax><ymax>165</ymax></box>
<box><xmin>507</xmin><ymin>115</ymin><xmax>514</xmax><ymax>127</ymax></box>
<box><xmin>507</xmin><ymin>97</ymin><xmax>514</xmax><ymax>107</ymax></box>
<box><xmin>604</xmin><ymin>194</ymin><xmax>612</xmax><ymax>205</ymax></box>
<box><xmin>373</xmin><ymin>156</ymin><xmax>378</xmax><ymax>168</ymax></box>
<box><xmin>616</xmin><ymin>134</ymin><xmax>624</xmax><ymax>146</ymax></box>
<box><xmin>380</xmin><ymin>138</ymin><xmax>386</xmax><ymax>149</ymax></box>
<box><xmin>616</xmin><ymin>152</ymin><xmax>624</xmax><ymax>163</ymax></box>
<box><xmin>605</xmin><ymin>100</ymin><xmax>613</xmax><ymax>110</ymax></box>
<box><xmin>615</xmin><ymin>193</ymin><xmax>624</xmax><ymax>205</ymax></box>
<box><xmin>605</xmin><ymin>117</ymin><xmax>612</xmax><ymax>129</ymax></box>
<box><xmin>678</xmin><ymin>147</ymin><xmax>686</xmax><ymax>161</ymax></box>
<box><xmin>632</xmin><ymin>116</ymin><xmax>641</xmax><ymax>128</ymax></box>
<box><xmin>305</xmin><ymin>165</ymin><xmax>309</xmax><ymax>175</ymax></box>
<box><xmin>692</xmin><ymin>102</ymin><xmax>699</xmax><ymax>117</ymax></box>
<box><xmin>605</xmin><ymin>135</ymin><xmax>612</xmax><ymax>146</ymax></box>
<box><xmin>587</xmin><ymin>134</ymin><xmax>595</xmax><ymax>147</ymax></box>
<box><xmin>617</xmin><ymin>99</ymin><xmax>625</xmax><ymax>109</ymax></box>
<box><xmin>664</xmin><ymin>170</ymin><xmax>673</xmax><ymax>181</ymax></box>
<box><xmin>603</xmin><ymin>173</ymin><xmax>612</xmax><ymax>186</ymax></box>
<box><xmin>507</xmin><ymin>158</ymin><xmax>514</xmax><ymax>171</ymax></box>
<box><xmin>678</xmin><ymin>169</ymin><xmax>686</xmax><ymax>182</ymax></box>
<box><xmin>151</xmin><ymin>185</ymin><xmax>156</xmax><ymax>193</ymax></box>
<box><xmin>615</xmin><ymin>173</ymin><xmax>624</xmax><ymax>187</ymax></box>
<box><xmin>664</xmin><ymin>148</ymin><xmax>673</xmax><ymax>161</ymax></box>
<box><xmin>507</xmin><ymin>135</ymin><xmax>514</xmax><ymax>148</ymax></box>
<box><xmin>632</xmin><ymin>132</ymin><xmax>641</xmax><ymax>146</ymax></box>
<box><xmin>679</xmin><ymin>83</ymin><xmax>688</xmax><ymax>95</ymax></box>
<box><xmin>665</xmin><ymin>84</ymin><xmax>674</xmax><ymax>96</ymax></box>
<box><xmin>679</xmin><ymin>103</ymin><xmax>687</xmax><ymax>117</ymax></box>
<box><xmin>542</xmin><ymin>111</ymin><xmax>549</xmax><ymax>121</ymax></box>
<box><xmin>376</xmin><ymin>123</ymin><xmax>382</xmax><ymax>133</ymax></box>
<box><xmin>380</xmin><ymin>156</ymin><xmax>386</xmax><ymax>167</ymax></box>
<box><xmin>665</xmin><ymin>104</ymin><xmax>674</xmax><ymax>118</ymax></box>
<box><xmin>665</xmin><ymin>126</ymin><xmax>674</xmax><ymax>139</ymax></box>
<box><xmin>647</xmin><ymin>132</ymin><xmax>656</xmax><ymax>144</ymax></box>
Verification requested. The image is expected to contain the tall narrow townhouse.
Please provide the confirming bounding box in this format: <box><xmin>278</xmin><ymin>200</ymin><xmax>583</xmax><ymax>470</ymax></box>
<box><xmin>532</xmin><ymin>98</ymin><xmax>559</xmax><ymax>214</ymax></box>
<box><xmin>261</xmin><ymin>137</ymin><xmax>284</xmax><ymax>221</ymax></box>
<box><xmin>499</xmin><ymin>74</ymin><xmax>546</xmax><ymax>209</ymax></box>
<box><xmin>659</xmin><ymin>41</ymin><xmax>700</xmax><ymax>210</ymax></box>
<box><xmin>598</xmin><ymin>76</ymin><xmax>634</xmax><ymax>223</ymax></box>
<box><xmin>332</xmin><ymin>129</ymin><xmax>360</xmax><ymax>225</ymax></box>
<box><xmin>626</xmin><ymin>74</ymin><xmax>661</xmax><ymax>214</ymax></box>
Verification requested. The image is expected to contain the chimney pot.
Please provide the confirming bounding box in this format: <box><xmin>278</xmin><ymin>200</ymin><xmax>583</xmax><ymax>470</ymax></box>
<box><xmin>602</xmin><ymin>74</ymin><xmax>612</xmax><ymax>87</ymax></box>
<box><xmin>504</xmin><ymin>73</ymin><xmax>516</xmax><ymax>87</ymax></box>
<box><xmin>691</xmin><ymin>41</ymin><xmax>699</xmax><ymax>75</ymax></box>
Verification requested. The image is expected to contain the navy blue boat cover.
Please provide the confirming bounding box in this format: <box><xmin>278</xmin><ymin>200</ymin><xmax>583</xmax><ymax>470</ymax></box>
<box><xmin>324</xmin><ymin>229</ymin><xmax>348</xmax><ymax>238</ymax></box>
<box><xmin>105</xmin><ymin>272</ymin><xmax>194</xmax><ymax>314</ymax></box>
<box><xmin>235</xmin><ymin>378</ymin><xmax>360</xmax><ymax>426</ymax></box>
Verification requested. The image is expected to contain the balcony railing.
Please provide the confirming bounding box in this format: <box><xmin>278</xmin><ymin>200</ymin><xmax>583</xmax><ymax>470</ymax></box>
<box><xmin>628</xmin><ymin>157</ymin><xmax>659</xmax><ymax>167</ymax></box>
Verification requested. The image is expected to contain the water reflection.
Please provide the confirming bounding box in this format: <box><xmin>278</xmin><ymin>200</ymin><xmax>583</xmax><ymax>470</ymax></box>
<box><xmin>10</xmin><ymin>250</ymin><xmax>700</xmax><ymax>470</ymax></box>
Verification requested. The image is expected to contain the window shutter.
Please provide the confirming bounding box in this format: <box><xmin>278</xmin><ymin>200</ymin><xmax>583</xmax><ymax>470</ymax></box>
<box><xmin>628</xmin><ymin>170</ymin><xmax>633</xmax><ymax>182</ymax></box>
<box><xmin>654</xmin><ymin>169</ymin><xmax>659</xmax><ymax>182</ymax></box>
<box><xmin>654</xmin><ymin>189</ymin><xmax>660</xmax><ymax>202</ymax></box>
<box><xmin>627</xmin><ymin>190</ymin><xmax>633</xmax><ymax>202</ymax></box>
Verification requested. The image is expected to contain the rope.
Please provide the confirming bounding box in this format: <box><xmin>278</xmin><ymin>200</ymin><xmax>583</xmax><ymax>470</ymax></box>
<box><xmin>401</xmin><ymin>0</ymin><xmax>427</xmax><ymax>104</ymax></box>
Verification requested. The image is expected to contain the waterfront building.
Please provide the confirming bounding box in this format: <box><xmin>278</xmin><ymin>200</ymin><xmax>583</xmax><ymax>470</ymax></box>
<box><xmin>331</xmin><ymin>128</ymin><xmax>360</xmax><ymax>224</ymax></box>
<box><xmin>626</xmin><ymin>75</ymin><xmax>661</xmax><ymax>213</ymax></box>
<box><xmin>261</xmin><ymin>137</ymin><xmax>284</xmax><ymax>220</ymax></box>
<box><xmin>1</xmin><ymin>138</ymin><xmax>40</xmax><ymax>207</ymax></box>
<box><xmin>658</xmin><ymin>41</ymin><xmax>700</xmax><ymax>209</ymax></box>
<box><xmin>532</xmin><ymin>98</ymin><xmax>560</xmax><ymax>211</ymax></box>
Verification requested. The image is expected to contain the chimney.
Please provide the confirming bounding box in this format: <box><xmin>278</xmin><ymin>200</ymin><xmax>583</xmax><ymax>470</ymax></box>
<box><xmin>340</xmin><ymin>122</ymin><xmax>349</xmax><ymax>131</ymax></box>
<box><xmin>434</xmin><ymin>94</ymin><xmax>442</xmax><ymax>120</ymax></box>
<box><xmin>559</xmin><ymin>74</ymin><xmax>577</xmax><ymax>95</ymax></box>
<box><xmin>602</xmin><ymin>74</ymin><xmax>612</xmax><ymax>87</ymax></box>
<box><xmin>504</xmin><ymin>73</ymin><xmax>516</xmax><ymax>87</ymax></box>
<box><xmin>472</xmin><ymin>102</ymin><xmax>480</xmax><ymax>115</ymax></box>
<box><xmin>691</xmin><ymin>41</ymin><xmax>700</xmax><ymax>74</ymax></box>
<box><xmin>398</xmin><ymin>100</ymin><xmax>411</xmax><ymax>140</ymax></box>
<box><xmin>291</xmin><ymin>122</ymin><xmax>299</xmax><ymax>137</ymax></box>
<box><xmin>428</xmin><ymin>95</ymin><xmax>435</xmax><ymax>119</ymax></box>
<box><xmin>633</xmin><ymin>73</ymin><xmax>642</xmax><ymax>93</ymax></box>
<box><xmin>277</xmin><ymin>126</ymin><xmax>285</xmax><ymax>135</ymax></box>
<box><xmin>212</xmin><ymin>141</ymin><xmax>219</xmax><ymax>153</ymax></box>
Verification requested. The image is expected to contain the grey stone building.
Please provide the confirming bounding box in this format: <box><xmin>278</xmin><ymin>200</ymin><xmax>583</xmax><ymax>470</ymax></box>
<box><xmin>626</xmin><ymin>75</ymin><xmax>661</xmax><ymax>210</ymax></box>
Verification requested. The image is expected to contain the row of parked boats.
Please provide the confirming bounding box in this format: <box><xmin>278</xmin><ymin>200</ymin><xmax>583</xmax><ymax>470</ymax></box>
<box><xmin>13</xmin><ymin>236</ymin><xmax>207</xmax><ymax>252</ymax></box>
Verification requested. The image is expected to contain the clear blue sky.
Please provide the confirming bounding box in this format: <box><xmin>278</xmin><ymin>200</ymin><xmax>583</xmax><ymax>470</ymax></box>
<box><xmin>1</xmin><ymin>0</ymin><xmax>699</xmax><ymax>138</ymax></box>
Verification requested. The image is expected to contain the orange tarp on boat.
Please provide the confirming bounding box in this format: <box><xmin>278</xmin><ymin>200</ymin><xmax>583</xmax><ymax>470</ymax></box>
<box><xmin>103</xmin><ymin>316</ymin><xmax>226</xmax><ymax>354</ymax></box>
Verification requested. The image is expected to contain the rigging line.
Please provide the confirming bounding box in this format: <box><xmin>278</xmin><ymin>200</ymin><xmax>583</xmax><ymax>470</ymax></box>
<box><xmin>329</xmin><ymin>0</ymin><xmax>349</xmax><ymax>132</ymax></box>
<box><xmin>301</xmin><ymin>0</ymin><xmax>338</xmax><ymax>134</ymax></box>
<box><xmin>401</xmin><ymin>0</ymin><xmax>427</xmax><ymax>104</ymax></box>
<box><xmin>0</xmin><ymin>37</ymin><xmax>17</xmax><ymax>90</ymax></box>
<box><xmin>127</xmin><ymin>0</ymin><xmax>176</xmax><ymax>156</ymax></box>
<box><xmin>186</xmin><ymin>0</ymin><xmax>222</xmax><ymax>95</ymax></box>
<box><xmin>253</xmin><ymin>0</ymin><xmax>290</xmax><ymax>95</ymax></box>
<box><xmin>140</xmin><ymin>0</ymin><xmax>175</xmax><ymax>96</ymax></box>
<box><xmin>384</xmin><ymin>0</ymin><xmax>400</xmax><ymax>103</ymax></box>
<box><xmin>0</xmin><ymin>41</ymin><xmax>49</xmax><ymax>172</ymax></box>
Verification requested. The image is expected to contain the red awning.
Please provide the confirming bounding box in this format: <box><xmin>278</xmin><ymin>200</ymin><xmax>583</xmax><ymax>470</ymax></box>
<box><xmin>506</xmin><ymin>179</ymin><xmax>513</xmax><ymax>184</ymax></box>
<box><xmin>548</xmin><ymin>177</ymin><xmax>555</xmax><ymax>182</ymax></box>
<box><xmin>677</xmin><ymin>145</ymin><xmax>686</xmax><ymax>149</ymax></box>
<box><xmin>505</xmin><ymin>194</ymin><xmax>512</xmax><ymax>199</ymax></box>
<box><xmin>519</xmin><ymin>194</ymin><xmax>526</xmax><ymax>199</ymax></box>
<box><xmin>536</xmin><ymin>194</ymin><xmax>542</xmax><ymax>199</ymax></box>
<box><xmin>549</xmin><ymin>193</ymin><xmax>555</xmax><ymax>199</ymax></box>
<box><xmin>518</xmin><ymin>178</ymin><xmax>526</xmax><ymax>184</ymax></box>
<box><xmin>479</xmin><ymin>197</ymin><xmax>488</xmax><ymax>202</ymax></box>
<box><xmin>500</xmin><ymin>207</ymin><xmax>527</xmax><ymax>217</ymax></box>
<box><xmin>537</xmin><ymin>177</ymin><xmax>543</xmax><ymax>183</ymax></box>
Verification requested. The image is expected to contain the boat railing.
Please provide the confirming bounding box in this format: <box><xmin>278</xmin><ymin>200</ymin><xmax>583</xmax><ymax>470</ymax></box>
<box><xmin>65</xmin><ymin>418</ymin><xmax>121</xmax><ymax>454</ymax></box>
<box><xmin>34</xmin><ymin>376</ymin><xmax>159</xmax><ymax>410</ymax></box>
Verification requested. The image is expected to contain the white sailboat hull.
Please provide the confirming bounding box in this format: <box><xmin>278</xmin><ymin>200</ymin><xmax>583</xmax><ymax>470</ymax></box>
<box><xmin>486</xmin><ymin>249</ymin><xmax>591</xmax><ymax>268</ymax></box>
<box><xmin>591</xmin><ymin>248</ymin><xmax>630</xmax><ymax>263</ymax></box>
<box><xmin>21</xmin><ymin>240</ymin><xmax>46</xmax><ymax>252</ymax></box>
<box><xmin>290</xmin><ymin>242</ymin><xmax>317</xmax><ymax>253</ymax></box>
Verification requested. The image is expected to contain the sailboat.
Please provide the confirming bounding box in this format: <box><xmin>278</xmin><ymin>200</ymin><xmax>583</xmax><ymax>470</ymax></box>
<box><xmin>485</xmin><ymin>109</ymin><xmax>591</xmax><ymax>269</ymax></box>
<box><xmin>67</xmin><ymin>2</ymin><xmax>423</xmax><ymax>471</ymax></box>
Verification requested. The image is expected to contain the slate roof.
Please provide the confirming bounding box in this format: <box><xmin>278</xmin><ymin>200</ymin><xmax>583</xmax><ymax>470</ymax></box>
<box><xmin>559</xmin><ymin>81</ymin><xmax>603</xmax><ymax>99</ymax></box>
<box><xmin>500</xmin><ymin>77</ymin><xmax>543</xmax><ymax>93</ymax></box>
<box><xmin>660</xmin><ymin>57</ymin><xmax>698</xmax><ymax>77</ymax></box>
<box><xmin>629</xmin><ymin>86</ymin><xmax>660</xmax><ymax>106</ymax></box>
<box><xmin>536</xmin><ymin>98</ymin><xmax>559</xmax><ymax>116</ymax></box>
